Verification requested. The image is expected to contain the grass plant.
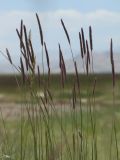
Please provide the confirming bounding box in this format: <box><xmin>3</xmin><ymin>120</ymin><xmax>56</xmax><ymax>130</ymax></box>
<box><xmin>0</xmin><ymin>13</ymin><xmax>119</xmax><ymax>160</ymax></box>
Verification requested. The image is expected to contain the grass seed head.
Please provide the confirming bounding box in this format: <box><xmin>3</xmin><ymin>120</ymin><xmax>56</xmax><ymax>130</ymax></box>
<box><xmin>110</xmin><ymin>38</ymin><xmax>115</xmax><ymax>87</ymax></box>
<box><xmin>44</xmin><ymin>42</ymin><xmax>50</xmax><ymax>69</ymax></box>
<box><xmin>89</xmin><ymin>26</ymin><xmax>93</xmax><ymax>51</ymax></box>
<box><xmin>86</xmin><ymin>40</ymin><xmax>90</xmax><ymax>65</ymax></box>
<box><xmin>81</xmin><ymin>28</ymin><xmax>86</xmax><ymax>54</ymax></box>
<box><xmin>79</xmin><ymin>32</ymin><xmax>84</xmax><ymax>59</ymax></box>
<box><xmin>36</xmin><ymin>13</ymin><xmax>43</xmax><ymax>46</ymax></box>
<box><xmin>6</xmin><ymin>48</ymin><xmax>12</xmax><ymax>64</ymax></box>
<box><xmin>61</xmin><ymin>19</ymin><xmax>71</xmax><ymax>45</ymax></box>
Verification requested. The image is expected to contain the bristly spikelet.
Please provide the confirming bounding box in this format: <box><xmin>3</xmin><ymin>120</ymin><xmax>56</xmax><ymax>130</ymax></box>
<box><xmin>6</xmin><ymin>48</ymin><xmax>12</xmax><ymax>64</ymax></box>
<box><xmin>16</xmin><ymin>28</ymin><xmax>27</xmax><ymax>55</ymax></box>
<box><xmin>23</xmin><ymin>25</ymin><xmax>31</xmax><ymax>63</ymax></box>
<box><xmin>110</xmin><ymin>38</ymin><xmax>113</xmax><ymax>65</ymax></box>
<box><xmin>86</xmin><ymin>40</ymin><xmax>90</xmax><ymax>65</ymax></box>
<box><xmin>59</xmin><ymin>44</ymin><xmax>62</xmax><ymax>68</ymax></box>
<box><xmin>59</xmin><ymin>44</ymin><xmax>64</xmax><ymax>88</ymax></box>
<box><xmin>61</xmin><ymin>19</ymin><xmax>71</xmax><ymax>45</ymax></box>
<box><xmin>20</xmin><ymin>20</ymin><xmax>23</xmax><ymax>49</ymax></box>
<box><xmin>36</xmin><ymin>13</ymin><xmax>43</xmax><ymax>46</ymax></box>
<box><xmin>29</xmin><ymin>39</ymin><xmax>36</xmax><ymax>73</ymax></box>
<box><xmin>86</xmin><ymin>40</ymin><xmax>90</xmax><ymax>75</ymax></box>
<box><xmin>81</xmin><ymin>28</ymin><xmax>86</xmax><ymax>54</ymax></box>
<box><xmin>44</xmin><ymin>42</ymin><xmax>51</xmax><ymax>85</ymax></box>
<box><xmin>79</xmin><ymin>32</ymin><xmax>84</xmax><ymax>59</ymax></box>
<box><xmin>59</xmin><ymin>43</ymin><xmax>66</xmax><ymax>88</ymax></box>
<box><xmin>16</xmin><ymin>26</ymin><xmax>29</xmax><ymax>71</ymax></box>
<box><xmin>44</xmin><ymin>42</ymin><xmax>50</xmax><ymax>69</ymax></box>
<box><xmin>110</xmin><ymin>38</ymin><xmax>115</xmax><ymax>87</ymax></box>
<box><xmin>89</xmin><ymin>26</ymin><xmax>93</xmax><ymax>51</ymax></box>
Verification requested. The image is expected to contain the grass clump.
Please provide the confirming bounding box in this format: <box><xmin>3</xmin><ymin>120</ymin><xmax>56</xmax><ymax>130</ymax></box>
<box><xmin>0</xmin><ymin>13</ymin><xmax>119</xmax><ymax>160</ymax></box>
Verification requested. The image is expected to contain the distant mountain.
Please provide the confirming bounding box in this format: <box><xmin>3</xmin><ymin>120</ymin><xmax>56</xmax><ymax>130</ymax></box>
<box><xmin>0</xmin><ymin>51</ymin><xmax>120</xmax><ymax>74</ymax></box>
<box><xmin>50</xmin><ymin>51</ymin><xmax>120</xmax><ymax>73</ymax></box>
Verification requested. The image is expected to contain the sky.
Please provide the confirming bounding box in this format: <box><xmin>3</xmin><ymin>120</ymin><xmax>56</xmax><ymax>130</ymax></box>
<box><xmin>0</xmin><ymin>0</ymin><xmax>120</xmax><ymax>72</ymax></box>
<box><xmin>0</xmin><ymin>0</ymin><xmax>120</xmax><ymax>12</ymax></box>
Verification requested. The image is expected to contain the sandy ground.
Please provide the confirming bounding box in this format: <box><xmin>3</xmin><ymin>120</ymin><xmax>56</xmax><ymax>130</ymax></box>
<box><xmin>0</xmin><ymin>97</ymin><xmax>118</xmax><ymax>120</ymax></box>
<box><xmin>0</xmin><ymin>101</ymin><xmax>82</xmax><ymax>120</ymax></box>
<box><xmin>0</xmin><ymin>102</ymin><xmax>21</xmax><ymax>120</ymax></box>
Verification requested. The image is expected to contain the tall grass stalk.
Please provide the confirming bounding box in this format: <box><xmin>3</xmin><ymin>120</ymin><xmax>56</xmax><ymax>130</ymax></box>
<box><xmin>0</xmin><ymin>13</ymin><xmax>119</xmax><ymax>160</ymax></box>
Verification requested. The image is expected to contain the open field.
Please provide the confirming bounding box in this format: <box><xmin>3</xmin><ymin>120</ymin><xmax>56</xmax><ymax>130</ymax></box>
<box><xmin>0</xmin><ymin>73</ymin><xmax>119</xmax><ymax>104</ymax></box>
<box><xmin>0</xmin><ymin>74</ymin><xmax>119</xmax><ymax>159</ymax></box>
<box><xmin>0</xmin><ymin>104</ymin><xmax>120</xmax><ymax>160</ymax></box>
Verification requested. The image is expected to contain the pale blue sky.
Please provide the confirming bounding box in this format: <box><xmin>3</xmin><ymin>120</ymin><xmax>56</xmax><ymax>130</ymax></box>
<box><xmin>1</xmin><ymin>0</ymin><xmax>120</xmax><ymax>12</ymax></box>
<box><xmin>0</xmin><ymin>0</ymin><xmax>120</xmax><ymax>72</ymax></box>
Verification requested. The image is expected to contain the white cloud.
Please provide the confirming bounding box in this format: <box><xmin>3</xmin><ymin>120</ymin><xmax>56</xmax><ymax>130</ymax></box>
<box><xmin>0</xmin><ymin>9</ymin><xmax>119</xmax><ymax>43</ymax></box>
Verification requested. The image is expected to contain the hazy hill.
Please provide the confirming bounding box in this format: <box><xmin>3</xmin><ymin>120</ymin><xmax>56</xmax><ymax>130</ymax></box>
<box><xmin>0</xmin><ymin>51</ymin><xmax>120</xmax><ymax>74</ymax></box>
<box><xmin>51</xmin><ymin>51</ymin><xmax>120</xmax><ymax>73</ymax></box>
